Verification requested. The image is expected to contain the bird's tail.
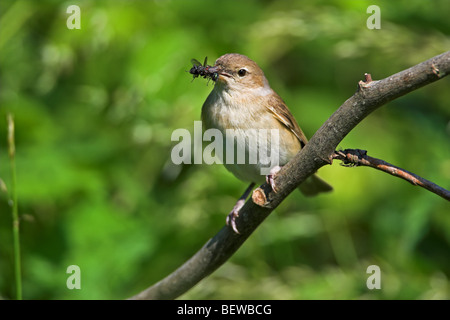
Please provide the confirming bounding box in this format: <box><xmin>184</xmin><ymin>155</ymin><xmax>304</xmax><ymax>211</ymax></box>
<box><xmin>298</xmin><ymin>174</ymin><xmax>333</xmax><ymax>196</ymax></box>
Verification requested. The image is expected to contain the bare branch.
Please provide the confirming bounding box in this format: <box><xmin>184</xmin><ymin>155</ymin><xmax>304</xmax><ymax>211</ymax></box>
<box><xmin>129</xmin><ymin>51</ymin><xmax>450</xmax><ymax>300</ymax></box>
<box><xmin>333</xmin><ymin>149</ymin><xmax>450</xmax><ymax>201</ymax></box>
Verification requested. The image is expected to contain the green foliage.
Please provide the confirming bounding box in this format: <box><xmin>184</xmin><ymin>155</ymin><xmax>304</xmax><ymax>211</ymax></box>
<box><xmin>0</xmin><ymin>0</ymin><xmax>449</xmax><ymax>299</ymax></box>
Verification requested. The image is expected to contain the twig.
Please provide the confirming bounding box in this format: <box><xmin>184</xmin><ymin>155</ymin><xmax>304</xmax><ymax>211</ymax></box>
<box><xmin>129</xmin><ymin>51</ymin><xmax>450</xmax><ymax>300</ymax></box>
<box><xmin>333</xmin><ymin>149</ymin><xmax>450</xmax><ymax>201</ymax></box>
<box><xmin>7</xmin><ymin>113</ymin><xmax>22</xmax><ymax>300</ymax></box>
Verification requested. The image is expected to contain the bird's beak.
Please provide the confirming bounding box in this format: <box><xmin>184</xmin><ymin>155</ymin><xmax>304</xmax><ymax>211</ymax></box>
<box><xmin>208</xmin><ymin>65</ymin><xmax>232</xmax><ymax>82</ymax></box>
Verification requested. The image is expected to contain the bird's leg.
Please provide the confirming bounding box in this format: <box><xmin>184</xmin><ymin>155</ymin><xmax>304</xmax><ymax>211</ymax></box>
<box><xmin>266</xmin><ymin>165</ymin><xmax>282</xmax><ymax>193</ymax></box>
<box><xmin>227</xmin><ymin>182</ymin><xmax>255</xmax><ymax>234</ymax></box>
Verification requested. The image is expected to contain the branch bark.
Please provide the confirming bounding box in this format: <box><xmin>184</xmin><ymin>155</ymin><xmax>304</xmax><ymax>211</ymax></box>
<box><xmin>129</xmin><ymin>51</ymin><xmax>450</xmax><ymax>300</ymax></box>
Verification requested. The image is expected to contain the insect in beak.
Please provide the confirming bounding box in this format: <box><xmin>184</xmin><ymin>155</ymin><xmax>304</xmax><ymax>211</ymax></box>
<box><xmin>189</xmin><ymin>57</ymin><xmax>219</xmax><ymax>82</ymax></box>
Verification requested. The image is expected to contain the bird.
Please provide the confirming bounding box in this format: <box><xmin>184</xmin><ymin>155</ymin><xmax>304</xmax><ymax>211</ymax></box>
<box><xmin>201</xmin><ymin>53</ymin><xmax>332</xmax><ymax>233</ymax></box>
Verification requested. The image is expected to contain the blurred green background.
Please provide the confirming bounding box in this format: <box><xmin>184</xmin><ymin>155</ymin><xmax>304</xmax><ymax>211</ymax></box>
<box><xmin>0</xmin><ymin>0</ymin><xmax>449</xmax><ymax>300</ymax></box>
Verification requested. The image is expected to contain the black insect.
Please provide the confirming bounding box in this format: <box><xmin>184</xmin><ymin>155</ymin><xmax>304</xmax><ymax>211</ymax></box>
<box><xmin>190</xmin><ymin>57</ymin><xmax>208</xmax><ymax>78</ymax></box>
<box><xmin>189</xmin><ymin>57</ymin><xmax>218</xmax><ymax>82</ymax></box>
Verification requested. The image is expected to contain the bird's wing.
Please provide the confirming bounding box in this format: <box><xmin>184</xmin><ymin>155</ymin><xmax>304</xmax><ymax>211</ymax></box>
<box><xmin>265</xmin><ymin>93</ymin><xmax>308</xmax><ymax>148</ymax></box>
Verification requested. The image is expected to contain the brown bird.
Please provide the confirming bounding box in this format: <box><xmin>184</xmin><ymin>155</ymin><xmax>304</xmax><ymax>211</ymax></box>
<box><xmin>201</xmin><ymin>53</ymin><xmax>332</xmax><ymax>233</ymax></box>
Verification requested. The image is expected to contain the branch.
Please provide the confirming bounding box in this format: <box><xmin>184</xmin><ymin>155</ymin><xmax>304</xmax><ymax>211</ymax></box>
<box><xmin>333</xmin><ymin>149</ymin><xmax>450</xmax><ymax>201</ymax></box>
<box><xmin>129</xmin><ymin>51</ymin><xmax>450</xmax><ymax>300</ymax></box>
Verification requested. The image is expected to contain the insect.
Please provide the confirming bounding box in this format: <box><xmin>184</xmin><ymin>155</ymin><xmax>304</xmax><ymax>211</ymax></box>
<box><xmin>189</xmin><ymin>56</ymin><xmax>218</xmax><ymax>82</ymax></box>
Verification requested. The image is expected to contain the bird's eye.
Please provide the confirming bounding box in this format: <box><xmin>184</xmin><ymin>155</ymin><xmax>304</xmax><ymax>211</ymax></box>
<box><xmin>238</xmin><ymin>69</ymin><xmax>247</xmax><ymax>77</ymax></box>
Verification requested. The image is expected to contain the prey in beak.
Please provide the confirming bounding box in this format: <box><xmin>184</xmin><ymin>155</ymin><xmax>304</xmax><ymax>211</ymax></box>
<box><xmin>189</xmin><ymin>56</ymin><xmax>220</xmax><ymax>82</ymax></box>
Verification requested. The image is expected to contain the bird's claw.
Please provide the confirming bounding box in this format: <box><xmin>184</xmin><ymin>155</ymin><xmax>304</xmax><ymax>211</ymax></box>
<box><xmin>226</xmin><ymin>199</ymin><xmax>245</xmax><ymax>234</ymax></box>
<box><xmin>266</xmin><ymin>165</ymin><xmax>282</xmax><ymax>193</ymax></box>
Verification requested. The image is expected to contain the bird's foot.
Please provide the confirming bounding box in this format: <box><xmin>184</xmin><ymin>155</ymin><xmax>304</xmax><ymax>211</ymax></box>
<box><xmin>226</xmin><ymin>199</ymin><xmax>246</xmax><ymax>234</ymax></box>
<box><xmin>266</xmin><ymin>165</ymin><xmax>282</xmax><ymax>193</ymax></box>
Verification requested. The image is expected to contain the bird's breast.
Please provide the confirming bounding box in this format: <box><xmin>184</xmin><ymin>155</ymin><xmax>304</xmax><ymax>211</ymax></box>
<box><xmin>201</xmin><ymin>87</ymin><xmax>301</xmax><ymax>182</ymax></box>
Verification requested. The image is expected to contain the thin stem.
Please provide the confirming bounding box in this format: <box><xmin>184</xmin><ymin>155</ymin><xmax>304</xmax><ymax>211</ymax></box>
<box><xmin>333</xmin><ymin>149</ymin><xmax>450</xmax><ymax>201</ymax></box>
<box><xmin>8</xmin><ymin>113</ymin><xmax>22</xmax><ymax>300</ymax></box>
